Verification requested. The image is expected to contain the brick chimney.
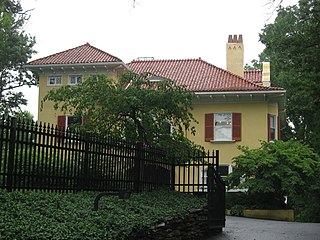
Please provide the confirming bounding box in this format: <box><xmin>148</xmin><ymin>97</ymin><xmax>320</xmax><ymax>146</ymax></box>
<box><xmin>226</xmin><ymin>34</ymin><xmax>244</xmax><ymax>77</ymax></box>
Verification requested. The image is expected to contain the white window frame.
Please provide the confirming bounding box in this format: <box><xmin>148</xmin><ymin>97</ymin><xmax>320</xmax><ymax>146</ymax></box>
<box><xmin>68</xmin><ymin>75</ymin><xmax>83</xmax><ymax>85</ymax></box>
<box><xmin>214</xmin><ymin>113</ymin><xmax>232</xmax><ymax>141</ymax></box>
<box><xmin>47</xmin><ymin>76</ymin><xmax>62</xmax><ymax>86</ymax></box>
<box><xmin>269</xmin><ymin>114</ymin><xmax>277</xmax><ymax>141</ymax></box>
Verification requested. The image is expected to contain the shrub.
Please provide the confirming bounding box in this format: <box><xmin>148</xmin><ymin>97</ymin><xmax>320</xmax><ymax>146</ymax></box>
<box><xmin>228</xmin><ymin>139</ymin><xmax>320</xmax><ymax>222</ymax></box>
<box><xmin>230</xmin><ymin>205</ymin><xmax>245</xmax><ymax>216</ymax></box>
<box><xmin>0</xmin><ymin>189</ymin><xmax>206</xmax><ymax>239</ymax></box>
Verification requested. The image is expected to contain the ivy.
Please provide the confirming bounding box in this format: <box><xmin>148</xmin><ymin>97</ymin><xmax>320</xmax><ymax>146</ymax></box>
<box><xmin>0</xmin><ymin>189</ymin><xmax>206</xmax><ymax>239</ymax></box>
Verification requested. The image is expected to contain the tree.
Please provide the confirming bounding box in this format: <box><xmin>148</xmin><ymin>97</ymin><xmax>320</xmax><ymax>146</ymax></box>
<box><xmin>0</xmin><ymin>0</ymin><xmax>36</xmax><ymax>116</ymax></box>
<box><xmin>13</xmin><ymin>109</ymin><xmax>34</xmax><ymax>122</ymax></box>
<box><xmin>228</xmin><ymin>140</ymin><xmax>320</xmax><ymax>222</ymax></box>
<box><xmin>244</xmin><ymin>59</ymin><xmax>262</xmax><ymax>70</ymax></box>
<box><xmin>258</xmin><ymin>0</ymin><xmax>320</xmax><ymax>152</ymax></box>
<box><xmin>43</xmin><ymin>71</ymin><xmax>202</xmax><ymax>161</ymax></box>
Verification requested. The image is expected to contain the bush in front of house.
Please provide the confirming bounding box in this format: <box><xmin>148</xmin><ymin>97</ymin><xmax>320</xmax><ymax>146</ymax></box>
<box><xmin>226</xmin><ymin>192</ymin><xmax>288</xmax><ymax>211</ymax></box>
<box><xmin>0</xmin><ymin>189</ymin><xmax>206</xmax><ymax>239</ymax></box>
<box><xmin>227</xmin><ymin>139</ymin><xmax>320</xmax><ymax>222</ymax></box>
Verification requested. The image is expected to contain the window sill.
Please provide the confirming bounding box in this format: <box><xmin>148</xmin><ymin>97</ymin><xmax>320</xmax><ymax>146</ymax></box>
<box><xmin>210</xmin><ymin>140</ymin><xmax>236</xmax><ymax>143</ymax></box>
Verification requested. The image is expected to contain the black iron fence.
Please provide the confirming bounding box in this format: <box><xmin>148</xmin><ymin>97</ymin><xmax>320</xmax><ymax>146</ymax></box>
<box><xmin>0</xmin><ymin>116</ymin><xmax>225</xmax><ymax>229</ymax></box>
<box><xmin>0</xmin><ymin>117</ymin><xmax>171</xmax><ymax>192</ymax></box>
<box><xmin>0</xmin><ymin>117</ymin><xmax>223</xmax><ymax>195</ymax></box>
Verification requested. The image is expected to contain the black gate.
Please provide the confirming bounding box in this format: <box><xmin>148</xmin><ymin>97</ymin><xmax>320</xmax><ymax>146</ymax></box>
<box><xmin>207</xmin><ymin>163</ymin><xmax>226</xmax><ymax>232</ymax></box>
<box><xmin>173</xmin><ymin>151</ymin><xmax>226</xmax><ymax>231</ymax></box>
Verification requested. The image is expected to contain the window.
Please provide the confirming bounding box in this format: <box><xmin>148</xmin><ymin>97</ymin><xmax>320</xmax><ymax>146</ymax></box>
<box><xmin>214</xmin><ymin>113</ymin><xmax>232</xmax><ymax>141</ymax></box>
<box><xmin>205</xmin><ymin>113</ymin><xmax>241</xmax><ymax>142</ymax></box>
<box><xmin>57</xmin><ymin>115</ymin><xmax>84</xmax><ymax>143</ymax></box>
<box><xmin>268</xmin><ymin>114</ymin><xmax>280</xmax><ymax>141</ymax></box>
<box><xmin>57</xmin><ymin>115</ymin><xmax>83</xmax><ymax>131</ymax></box>
<box><xmin>69</xmin><ymin>75</ymin><xmax>83</xmax><ymax>85</ymax></box>
<box><xmin>269</xmin><ymin>114</ymin><xmax>276</xmax><ymax>141</ymax></box>
<box><xmin>48</xmin><ymin>76</ymin><xmax>62</xmax><ymax>85</ymax></box>
<box><xmin>200</xmin><ymin>165</ymin><xmax>231</xmax><ymax>192</ymax></box>
<box><xmin>161</xmin><ymin>121</ymin><xmax>173</xmax><ymax>135</ymax></box>
<box><xmin>218</xmin><ymin>165</ymin><xmax>230</xmax><ymax>177</ymax></box>
<box><xmin>66</xmin><ymin>116</ymin><xmax>82</xmax><ymax>131</ymax></box>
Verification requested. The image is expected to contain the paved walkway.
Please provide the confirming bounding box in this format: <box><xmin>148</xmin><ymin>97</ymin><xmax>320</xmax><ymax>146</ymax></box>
<box><xmin>206</xmin><ymin>216</ymin><xmax>320</xmax><ymax>240</ymax></box>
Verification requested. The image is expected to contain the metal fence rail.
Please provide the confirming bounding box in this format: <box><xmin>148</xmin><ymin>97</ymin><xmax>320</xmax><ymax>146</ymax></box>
<box><xmin>0</xmin><ymin>117</ymin><xmax>168</xmax><ymax>192</ymax></box>
<box><xmin>0</xmin><ymin>117</ymin><xmax>223</xmax><ymax>193</ymax></box>
<box><xmin>0</xmin><ymin>116</ymin><xmax>225</xmax><ymax>229</ymax></box>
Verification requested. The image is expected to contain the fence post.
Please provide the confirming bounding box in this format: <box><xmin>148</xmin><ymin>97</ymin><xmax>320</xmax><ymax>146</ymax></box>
<box><xmin>215</xmin><ymin>149</ymin><xmax>220</xmax><ymax>175</ymax></box>
<box><xmin>82</xmin><ymin>132</ymin><xmax>90</xmax><ymax>191</ymax></box>
<box><xmin>133</xmin><ymin>141</ymin><xmax>143</xmax><ymax>192</ymax></box>
<box><xmin>171</xmin><ymin>162</ymin><xmax>176</xmax><ymax>191</ymax></box>
<box><xmin>7</xmin><ymin>117</ymin><xmax>17</xmax><ymax>192</ymax></box>
<box><xmin>207</xmin><ymin>163</ymin><xmax>215</xmax><ymax>230</ymax></box>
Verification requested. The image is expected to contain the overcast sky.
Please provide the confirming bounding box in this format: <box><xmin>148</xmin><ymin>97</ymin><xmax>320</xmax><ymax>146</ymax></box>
<box><xmin>19</xmin><ymin>0</ymin><xmax>297</xmax><ymax>120</ymax></box>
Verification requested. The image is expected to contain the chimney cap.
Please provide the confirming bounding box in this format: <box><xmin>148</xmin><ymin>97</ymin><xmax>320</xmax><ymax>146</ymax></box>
<box><xmin>228</xmin><ymin>34</ymin><xmax>243</xmax><ymax>43</ymax></box>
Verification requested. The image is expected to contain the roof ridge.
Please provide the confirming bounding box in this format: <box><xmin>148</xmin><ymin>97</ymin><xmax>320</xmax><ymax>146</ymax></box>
<box><xmin>28</xmin><ymin>43</ymin><xmax>90</xmax><ymax>64</ymax></box>
<box><xmin>129</xmin><ymin>58</ymin><xmax>204</xmax><ymax>64</ymax></box>
<box><xmin>87</xmin><ymin>43</ymin><xmax>122</xmax><ymax>62</ymax></box>
<box><xmin>28</xmin><ymin>43</ymin><xmax>123</xmax><ymax>65</ymax></box>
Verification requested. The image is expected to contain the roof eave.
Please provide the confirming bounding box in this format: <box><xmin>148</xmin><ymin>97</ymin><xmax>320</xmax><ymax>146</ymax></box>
<box><xmin>193</xmin><ymin>90</ymin><xmax>286</xmax><ymax>112</ymax></box>
<box><xmin>24</xmin><ymin>61</ymin><xmax>125</xmax><ymax>70</ymax></box>
<box><xmin>194</xmin><ymin>90</ymin><xmax>286</xmax><ymax>95</ymax></box>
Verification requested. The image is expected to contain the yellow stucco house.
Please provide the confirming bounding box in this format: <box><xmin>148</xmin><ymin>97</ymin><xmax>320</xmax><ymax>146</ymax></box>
<box><xmin>25</xmin><ymin>35</ymin><xmax>286</xmax><ymax>177</ymax></box>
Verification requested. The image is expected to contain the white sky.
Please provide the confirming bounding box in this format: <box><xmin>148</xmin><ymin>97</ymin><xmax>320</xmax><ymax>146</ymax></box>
<box><xmin>19</xmin><ymin>0</ymin><xmax>297</xmax><ymax>121</ymax></box>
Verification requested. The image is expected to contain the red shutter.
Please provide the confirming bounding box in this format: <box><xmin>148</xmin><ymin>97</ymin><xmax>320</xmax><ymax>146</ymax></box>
<box><xmin>57</xmin><ymin>115</ymin><xmax>66</xmax><ymax>130</ymax></box>
<box><xmin>205</xmin><ymin>113</ymin><xmax>214</xmax><ymax>142</ymax></box>
<box><xmin>267</xmin><ymin>113</ymin><xmax>271</xmax><ymax>142</ymax></box>
<box><xmin>57</xmin><ymin>116</ymin><xmax>66</xmax><ymax>144</ymax></box>
<box><xmin>232</xmin><ymin>113</ymin><xmax>241</xmax><ymax>141</ymax></box>
<box><xmin>277</xmin><ymin>115</ymin><xmax>281</xmax><ymax>140</ymax></box>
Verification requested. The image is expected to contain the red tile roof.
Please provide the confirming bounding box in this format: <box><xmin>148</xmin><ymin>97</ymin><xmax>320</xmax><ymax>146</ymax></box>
<box><xmin>27</xmin><ymin>43</ymin><xmax>123</xmax><ymax>65</ymax></box>
<box><xmin>244</xmin><ymin>70</ymin><xmax>262</xmax><ymax>83</ymax></box>
<box><xmin>127</xmin><ymin>59</ymin><xmax>282</xmax><ymax>92</ymax></box>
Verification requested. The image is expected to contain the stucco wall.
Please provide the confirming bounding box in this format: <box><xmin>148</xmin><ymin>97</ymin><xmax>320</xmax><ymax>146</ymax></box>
<box><xmin>38</xmin><ymin>72</ymin><xmax>118</xmax><ymax>125</ymax></box>
<box><xmin>188</xmin><ymin>102</ymin><xmax>278</xmax><ymax>164</ymax></box>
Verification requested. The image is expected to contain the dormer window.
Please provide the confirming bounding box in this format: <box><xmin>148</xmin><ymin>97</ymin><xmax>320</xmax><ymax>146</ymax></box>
<box><xmin>69</xmin><ymin>75</ymin><xmax>83</xmax><ymax>85</ymax></box>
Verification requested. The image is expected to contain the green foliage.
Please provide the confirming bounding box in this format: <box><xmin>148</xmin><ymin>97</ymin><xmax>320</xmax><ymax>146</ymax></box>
<box><xmin>259</xmin><ymin>0</ymin><xmax>320</xmax><ymax>152</ymax></box>
<box><xmin>228</xmin><ymin>140</ymin><xmax>320</xmax><ymax>222</ymax></box>
<box><xmin>226</xmin><ymin>192</ymin><xmax>287</xmax><ymax>210</ymax></box>
<box><xmin>43</xmin><ymin>72</ymin><xmax>203</xmax><ymax>162</ymax></box>
<box><xmin>244</xmin><ymin>59</ymin><xmax>262</xmax><ymax>70</ymax></box>
<box><xmin>0</xmin><ymin>0</ymin><xmax>36</xmax><ymax>116</ymax></box>
<box><xmin>230</xmin><ymin>205</ymin><xmax>244</xmax><ymax>217</ymax></box>
<box><xmin>0</xmin><ymin>189</ymin><xmax>206</xmax><ymax>239</ymax></box>
<box><xmin>13</xmin><ymin>110</ymin><xmax>34</xmax><ymax>123</ymax></box>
